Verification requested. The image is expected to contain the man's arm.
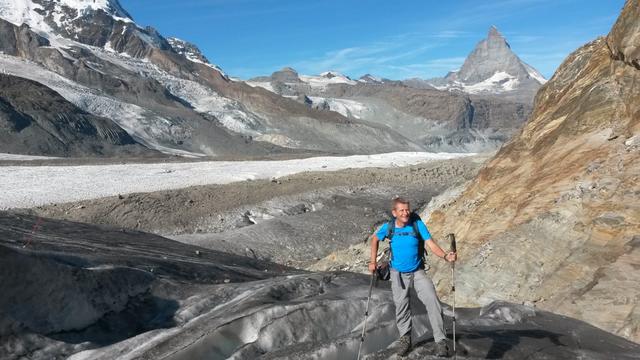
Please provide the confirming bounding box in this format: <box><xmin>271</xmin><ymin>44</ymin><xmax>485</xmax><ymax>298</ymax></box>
<box><xmin>426</xmin><ymin>237</ymin><xmax>457</xmax><ymax>262</ymax></box>
<box><xmin>368</xmin><ymin>234</ymin><xmax>380</xmax><ymax>273</ymax></box>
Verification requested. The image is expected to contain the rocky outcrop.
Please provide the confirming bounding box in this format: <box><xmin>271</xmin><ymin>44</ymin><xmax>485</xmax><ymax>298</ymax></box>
<box><xmin>0</xmin><ymin>20</ymin><xmax>48</xmax><ymax>57</ymax></box>
<box><xmin>607</xmin><ymin>0</ymin><xmax>640</xmax><ymax>69</ymax></box>
<box><xmin>425</xmin><ymin>0</ymin><xmax>640</xmax><ymax>342</ymax></box>
<box><xmin>167</xmin><ymin>37</ymin><xmax>212</xmax><ymax>65</ymax></box>
<box><xmin>0</xmin><ymin>74</ymin><xmax>155</xmax><ymax>156</ymax></box>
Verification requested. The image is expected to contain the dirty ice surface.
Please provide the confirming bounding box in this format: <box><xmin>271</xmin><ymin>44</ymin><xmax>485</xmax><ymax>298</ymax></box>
<box><xmin>0</xmin><ymin>152</ymin><xmax>472</xmax><ymax>209</ymax></box>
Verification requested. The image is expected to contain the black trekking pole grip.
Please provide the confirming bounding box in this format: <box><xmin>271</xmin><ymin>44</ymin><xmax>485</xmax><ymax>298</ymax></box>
<box><xmin>447</xmin><ymin>233</ymin><xmax>457</xmax><ymax>253</ymax></box>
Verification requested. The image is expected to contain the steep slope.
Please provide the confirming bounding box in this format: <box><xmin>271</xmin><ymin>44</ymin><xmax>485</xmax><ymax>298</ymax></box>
<box><xmin>0</xmin><ymin>73</ymin><xmax>156</xmax><ymax>156</ymax></box>
<box><xmin>423</xmin><ymin>26</ymin><xmax>546</xmax><ymax>103</ymax></box>
<box><xmin>425</xmin><ymin>0</ymin><xmax>640</xmax><ymax>342</ymax></box>
<box><xmin>0</xmin><ymin>0</ymin><xmax>421</xmax><ymax>156</ymax></box>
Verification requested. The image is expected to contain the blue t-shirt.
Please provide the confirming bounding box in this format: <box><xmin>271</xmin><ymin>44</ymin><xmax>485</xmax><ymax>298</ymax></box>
<box><xmin>376</xmin><ymin>219</ymin><xmax>432</xmax><ymax>273</ymax></box>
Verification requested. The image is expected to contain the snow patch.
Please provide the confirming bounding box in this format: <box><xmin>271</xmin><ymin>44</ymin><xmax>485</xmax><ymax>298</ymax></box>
<box><xmin>0</xmin><ymin>153</ymin><xmax>60</xmax><ymax>160</ymax></box>
<box><xmin>308</xmin><ymin>96</ymin><xmax>369</xmax><ymax>119</ymax></box>
<box><xmin>523</xmin><ymin>62</ymin><xmax>547</xmax><ymax>84</ymax></box>
<box><xmin>245</xmin><ymin>81</ymin><xmax>275</xmax><ymax>93</ymax></box>
<box><xmin>434</xmin><ymin>71</ymin><xmax>521</xmax><ymax>94</ymax></box>
<box><xmin>254</xmin><ymin>134</ymin><xmax>300</xmax><ymax>148</ymax></box>
<box><xmin>299</xmin><ymin>71</ymin><xmax>356</xmax><ymax>89</ymax></box>
<box><xmin>166</xmin><ymin>37</ymin><xmax>226</xmax><ymax>76</ymax></box>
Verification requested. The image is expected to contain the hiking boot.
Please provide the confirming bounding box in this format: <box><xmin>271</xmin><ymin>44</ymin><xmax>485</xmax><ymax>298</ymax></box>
<box><xmin>435</xmin><ymin>339</ymin><xmax>449</xmax><ymax>357</ymax></box>
<box><xmin>396</xmin><ymin>334</ymin><xmax>411</xmax><ymax>357</ymax></box>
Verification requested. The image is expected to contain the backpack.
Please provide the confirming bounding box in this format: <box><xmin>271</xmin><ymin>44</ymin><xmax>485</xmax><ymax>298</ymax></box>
<box><xmin>376</xmin><ymin>212</ymin><xmax>427</xmax><ymax>281</ymax></box>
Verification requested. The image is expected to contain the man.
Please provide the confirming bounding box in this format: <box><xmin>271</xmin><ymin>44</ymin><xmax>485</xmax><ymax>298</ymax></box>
<box><xmin>368</xmin><ymin>197</ymin><xmax>457</xmax><ymax>357</ymax></box>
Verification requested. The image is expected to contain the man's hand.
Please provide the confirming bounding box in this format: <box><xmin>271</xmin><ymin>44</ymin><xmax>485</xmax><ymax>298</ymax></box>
<box><xmin>368</xmin><ymin>262</ymin><xmax>377</xmax><ymax>273</ymax></box>
<box><xmin>445</xmin><ymin>252</ymin><xmax>457</xmax><ymax>262</ymax></box>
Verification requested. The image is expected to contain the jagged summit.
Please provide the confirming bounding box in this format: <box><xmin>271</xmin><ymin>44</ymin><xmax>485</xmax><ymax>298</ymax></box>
<box><xmin>487</xmin><ymin>25</ymin><xmax>505</xmax><ymax>42</ymax></box>
<box><xmin>453</xmin><ymin>25</ymin><xmax>529</xmax><ymax>84</ymax></box>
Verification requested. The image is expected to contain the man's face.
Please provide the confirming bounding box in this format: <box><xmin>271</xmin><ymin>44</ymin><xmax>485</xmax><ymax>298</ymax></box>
<box><xmin>392</xmin><ymin>203</ymin><xmax>411</xmax><ymax>223</ymax></box>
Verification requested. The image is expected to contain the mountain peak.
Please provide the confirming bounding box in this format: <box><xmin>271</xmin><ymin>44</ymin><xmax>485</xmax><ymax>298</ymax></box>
<box><xmin>449</xmin><ymin>26</ymin><xmax>541</xmax><ymax>85</ymax></box>
<box><xmin>488</xmin><ymin>25</ymin><xmax>502</xmax><ymax>39</ymax></box>
<box><xmin>486</xmin><ymin>25</ymin><xmax>510</xmax><ymax>50</ymax></box>
<box><xmin>269</xmin><ymin>67</ymin><xmax>301</xmax><ymax>83</ymax></box>
<box><xmin>280</xmin><ymin>67</ymin><xmax>298</xmax><ymax>73</ymax></box>
<box><xmin>0</xmin><ymin>0</ymin><xmax>133</xmax><ymax>32</ymax></box>
<box><xmin>426</xmin><ymin>26</ymin><xmax>546</xmax><ymax>100</ymax></box>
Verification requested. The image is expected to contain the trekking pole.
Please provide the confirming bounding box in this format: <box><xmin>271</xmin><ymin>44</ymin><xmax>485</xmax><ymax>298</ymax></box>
<box><xmin>357</xmin><ymin>272</ymin><xmax>375</xmax><ymax>360</ymax></box>
<box><xmin>447</xmin><ymin>233</ymin><xmax>457</xmax><ymax>360</ymax></box>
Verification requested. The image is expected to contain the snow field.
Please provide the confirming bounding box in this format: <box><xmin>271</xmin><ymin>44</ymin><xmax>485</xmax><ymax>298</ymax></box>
<box><xmin>0</xmin><ymin>152</ymin><xmax>473</xmax><ymax>209</ymax></box>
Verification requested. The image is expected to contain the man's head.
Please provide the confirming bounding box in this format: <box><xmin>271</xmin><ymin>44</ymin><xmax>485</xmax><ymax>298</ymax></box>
<box><xmin>391</xmin><ymin>197</ymin><xmax>411</xmax><ymax>225</ymax></box>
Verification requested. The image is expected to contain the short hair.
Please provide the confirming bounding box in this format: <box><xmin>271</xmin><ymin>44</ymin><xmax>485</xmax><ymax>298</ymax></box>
<box><xmin>391</xmin><ymin>197</ymin><xmax>410</xmax><ymax>210</ymax></box>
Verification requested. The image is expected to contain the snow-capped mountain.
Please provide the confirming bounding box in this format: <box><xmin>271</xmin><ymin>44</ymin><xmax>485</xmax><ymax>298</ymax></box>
<box><xmin>0</xmin><ymin>0</ymin><xmax>423</xmax><ymax>157</ymax></box>
<box><xmin>418</xmin><ymin>26</ymin><xmax>546</xmax><ymax>102</ymax></box>
<box><xmin>248</xmin><ymin>69</ymin><xmax>357</xmax><ymax>91</ymax></box>
<box><xmin>0</xmin><ymin>0</ymin><xmax>132</xmax><ymax>32</ymax></box>
<box><xmin>248</xmin><ymin>66</ymin><xmax>533</xmax><ymax>152</ymax></box>
<box><xmin>358</xmin><ymin>74</ymin><xmax>384</xmax><ymax>84</ymax></box>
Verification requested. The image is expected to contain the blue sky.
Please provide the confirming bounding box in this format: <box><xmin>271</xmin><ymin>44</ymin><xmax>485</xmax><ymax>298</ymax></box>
<box><xmin>121</xmin><ymin>0</ymin><xmax>624</xmax><ymax>80</ymax></box>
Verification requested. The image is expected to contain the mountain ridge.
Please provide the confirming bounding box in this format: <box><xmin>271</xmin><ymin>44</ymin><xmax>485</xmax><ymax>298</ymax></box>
<box><xmin>0</xmin><ymin>0</ymin><xmax>425</xmax><ymax>157</ymax></box>
<box><xmin>248</xmin><ymin>65</ymin><xmax>533</xmax><ymax>152</ymax></box>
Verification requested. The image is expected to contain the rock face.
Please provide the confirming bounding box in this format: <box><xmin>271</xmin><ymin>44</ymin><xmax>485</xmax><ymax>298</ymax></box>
<box><xmin>0</xmin><ymin>73</ymin><xmax>154</xmax><ymax>156</ymax></box>
<box><xmin>425</xmin><ymin>0</ymin><xmax>640</xmax><ymax>343</ymax></box>
<box><xmin>0</xmin><ymin>0</ymin><xmax>423</xmax><ymax>157</ymax></box>
<box><xmin>166</xmin><ymin>37</ymin><xmax>211</xmax><ymax>65</ymax></box>
<box><xmin>423</xmin><ymin>26</ymin><xmax>546</xmax><ymax>103</ymax></box>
